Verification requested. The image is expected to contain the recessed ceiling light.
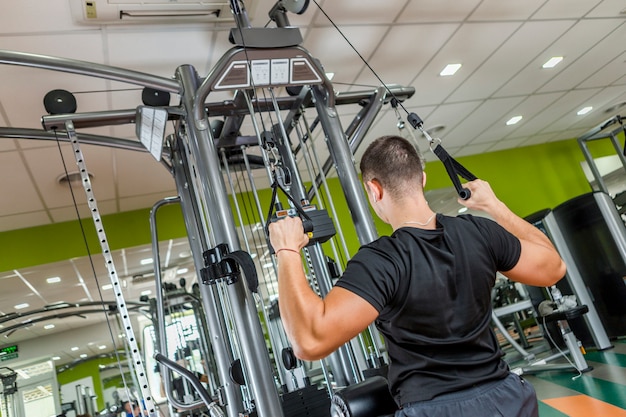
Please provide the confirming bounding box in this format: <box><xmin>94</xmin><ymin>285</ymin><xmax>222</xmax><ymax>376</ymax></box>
<box><xmin>46</xmin><ymin>277</ymin><xmax>61</xmax><ymax>284</ymax></box>
<box><xmin>98</xmin><ymin>345</ymin><xmax>107</xmax><ymax>350</ymax></box>
<box><xmin>71</xmin><ymin>346</ymin><xmax>79</xmax><ymax>351</ymax></box>
<box><xmin>178</xmin><ymin>251</ymin><xmax>191</xmax><ymax>258</ymax></box>
<box><xmin>44</xmin><ymin>324</ymin><xmax>55</xmax><ymax>330</ymax></box>
<box><xmin>141</xmin><ymin>290</ymin><xmax>152</xmax><ymax>296</ymax></box>
<box><xmin>577</xmin><ymin>106</ymin><xmax>593</xmax><ymax>115</ymax></box>
<box><xmin>440</xmin><ymin>63</ymin><xmax>462</xmax><ymax>76</ymax></box>
<box><xmin>102</xmin><ymin>284</ymin><xmax>113</xmax><ymax>290</ymax></box>
<box><xmin>52</xmin><ymin>356</ymin><xmax>61</xmax><ymax>361</ymax></box>
<box><xmin>140</xmin><ymin>258</ymin><xmax>153</xmax><ymax>265</ymax></box>
<box><xmin>542</xmin><ymin>56</ymin><xmax>563</xmax><ymax>68</ymax></box>
<box><xmin>14</xmin><ymin>303</ymin><xmax>29</xmax><ymax>310</ymax></box>
<box><xmin>80</xmin><ymin>354</ymin><xmax>88</xmax><ymax>358</ymax></box>
<box><xmin>506</xmin><ymin>116</ymin><xmax>523</xmax><ymax>125</ymax></box>
<box><xmin>458</xmin><ymin>207</ymin><xmax>469</xmax><ymax>214</ymax></box>
<box><xmin>262</xmin><ymin>262</ymin><xmax>274</xmax><ymax>269</ymax></box>
<box><xmin>176</xmin><ymin>268</ymin><xmax>189</xmax><ymax>274</ymax></box>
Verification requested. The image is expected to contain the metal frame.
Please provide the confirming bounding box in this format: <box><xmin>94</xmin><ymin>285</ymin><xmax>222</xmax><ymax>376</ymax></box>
<box><xmin>1</xmin><ymin>30</ymin><xmax>414</xmax><ymax>415</ymax></box>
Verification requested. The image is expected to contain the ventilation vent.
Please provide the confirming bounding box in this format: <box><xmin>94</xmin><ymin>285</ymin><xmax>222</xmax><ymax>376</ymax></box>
<box><xmin>70</xmin><ymin>0</ymin><xmax>256</xmax><ymax>24</ymax></box>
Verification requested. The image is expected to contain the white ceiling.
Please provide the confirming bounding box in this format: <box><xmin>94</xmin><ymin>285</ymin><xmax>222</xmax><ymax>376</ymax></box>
<box><xmin>0</xmin><ymin>0</ymin><xmax>625</xmax><ymax>364</ymax></box>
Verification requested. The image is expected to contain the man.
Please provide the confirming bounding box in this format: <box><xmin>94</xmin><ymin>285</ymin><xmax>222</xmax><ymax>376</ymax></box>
<box><xmin>268</xmin><ymin>135</ymin><xmax>566</xmax><ymax>417</ymax></box>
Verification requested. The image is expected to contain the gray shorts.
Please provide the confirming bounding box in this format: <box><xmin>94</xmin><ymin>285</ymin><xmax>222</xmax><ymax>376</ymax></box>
<box><xmin>397</xmin><ymin>373</ymin><xmax>539</xmax><ymax>417</ymax></box>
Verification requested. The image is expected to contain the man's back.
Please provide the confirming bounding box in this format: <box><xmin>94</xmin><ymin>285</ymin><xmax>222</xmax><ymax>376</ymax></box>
<box><xmin>336</xmin><ymin>214</ymin><xmax>520</xmax><ymax>404</ymax></box>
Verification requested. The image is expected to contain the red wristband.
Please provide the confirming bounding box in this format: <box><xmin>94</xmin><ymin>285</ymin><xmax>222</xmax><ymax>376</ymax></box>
<box><xmin>275</xmin><ymin>248</ymin><xmax>300</xmax><ymax>256</ymax></box>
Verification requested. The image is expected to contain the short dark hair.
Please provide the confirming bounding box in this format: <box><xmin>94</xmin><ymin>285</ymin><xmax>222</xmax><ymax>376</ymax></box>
<box><xmin>359</xmin><ymin>135</ymin><xmax>424</xmax><ymax>197</ymax></box>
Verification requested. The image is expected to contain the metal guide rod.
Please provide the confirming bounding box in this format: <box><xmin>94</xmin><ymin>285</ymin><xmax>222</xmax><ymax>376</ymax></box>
<box><xmin>267</xmin><ymin>92</ymin><xmax>361</xmax><ymax>386</ymax></box>
<box><xmin>221</xmin><ymin>150</ymin><xmax>286</xmax><ymax>389</ymax></box>
<box><xmin>310</xmin><ymin>86</ymin><xmax>379</xmax><ymax>246</ymax></box>
<box><xmin>64</xmin><ymin>121</ymin><xmax>157</xmax><ymax>416</ymax></box>
<box><xmin>177</xmin><ymin>64</ymin><xmax>284</xmax><ymax>417</ymax></box>
<box><xmin>0</xmin><ymin>49</ymin><xmax>180</xmax><ymax>93</ymax></box>
<box><xmin>170</xmin><ymin>137</ymin><xmax>244</xmax><ymax>417</ymax></box>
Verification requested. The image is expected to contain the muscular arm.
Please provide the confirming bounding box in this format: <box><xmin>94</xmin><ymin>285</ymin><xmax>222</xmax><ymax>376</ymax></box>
<box><xmin>461</xmin><ymin>180</ymin><xmax>566</xmax><ymax>287</ymax></box>
<box><xmin>269</xmin><ymin>216</ymin><xmax>379</xmax><ymax>360</ymax></box>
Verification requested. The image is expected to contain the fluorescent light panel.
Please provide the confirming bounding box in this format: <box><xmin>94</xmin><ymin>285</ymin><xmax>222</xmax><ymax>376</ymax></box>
<box><xmin>577</xmin><ymin>106</ymin><xmax>592</xmax><ymax>115</ymax></box>
<box><xmin>44</xmin><ymin>324</ymin><xmax>55</xmax><ymax>330</ymax></box>
<box><xmin>14</xmin><ymin>303</ymin><xmax>29</xmax><ymax>310</ymax></box>
<box><xmin>46</xmin><ymin>276</ymin><xmax>61</xmax><ymax>284</ymax></box>
<box><xmin>542</xmin><ymin>56</ymin><xmax>563</xmax><ymax>68</ymax></box>
<box><xmin>440</xmin><ymin>63</ymin><xmax>462</xmax><ymax>76</ymax></box>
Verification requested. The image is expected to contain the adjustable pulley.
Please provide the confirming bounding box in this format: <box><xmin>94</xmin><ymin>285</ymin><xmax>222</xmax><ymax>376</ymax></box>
<box><xmin>264</xmin><ymin>166</ymin><xmax>336</xmax><ymax>253</ymax></box>
<box><xmin>407</xmin><ymin>112</ymin><xmax>477</xmax><ymax>200</ymax></box>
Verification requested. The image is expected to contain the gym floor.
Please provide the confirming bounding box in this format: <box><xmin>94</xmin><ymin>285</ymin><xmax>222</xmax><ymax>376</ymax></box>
<box><xmin>521</xmin><ymin>339</ymin><xmax>626</xmax><ymax>416</ymax></box>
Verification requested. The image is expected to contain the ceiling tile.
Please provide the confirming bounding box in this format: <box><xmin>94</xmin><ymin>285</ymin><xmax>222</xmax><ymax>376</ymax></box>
<box><xmin>0</xmin><ymin>211</ymin><xmax>51</xmax><ymax>233</ymax></box>
<box><xmin>532</xmin><ymin>0</ymin><xmax>603</xmax><ymax>19</ymax></box>
<box><xmin>0</xmin><ymin>150</ymin><xmax>45</xmax><ymax>215</ymax></box>
<box><xmin>472</xmin><ymin>92</ymin><xmax>565</xmax><ymax>144</ymax></box>
<box><xmin>113</xmin><ymin>148</ymin><xmax>176</xmax><ymax>197</ymax></box>
<box><xmin>0</xmin><ymin>138</ymin><xmax>17</xmax><ymax>152</ymax></box>
<box><xmin>22</xmin><ymin>143</ymin><xmax>116</xmax><ymax>209</ymax></box>
<box><xmin>497</xmin><ymin>19</ymin><xmax>621</xmax><ymax>98</ymax></box>
<box><xmin>105</xmin><ymin>27</ymin><xmax>218</xmax><ymax>79</ymax></box>
<box><xmin>539</xmin><ymin>88</ymin><xmax>604</xmax><ymax>133</ymax></box>
<box><xmin>411</xmin><ymin>22</ymin><xmax>521</xmax><ymax>105</ymax></box>
<box><xmin>311</xmin><ymin>0</ymin><xmax>409</xmax><ymax>25</ymax></box>
<box><xmin>586</xmin><ymin>0</ymin><xmax>626</xmax><ymax>17</ymax></box>
<box><xmin>538</xmin><ymin>19</ymin><xmax>625</xmax><ymax>93</ymax></box>
<box><xmin>419</xmin><ymin>101</ymin><xmax>484</xmax><ymax>142</ymax></box>
<box><xmin>444</xmin><ymin>96</ymin><xmax>525</xmax><ymax>147</ymax></box>
<box><xmin>48</xmin><ymin>199</ymin><xmax>119</xmax><ymax>223</ymax></box>
<box><xmin>469</xmin><ymin>0</ymin><xmax>546</xmax><ymax>20</ymax></box>
<box><xmin>355</xmin><ymin>23</ymin><xmax>460</xmax><ymax>91</ymax></box>
<box><xmin>579</xmin><ymin>50</ymin><xmax>626</xmax><ymax>89</ymax></box>
<box><xmin>398</xmin><ymin>0</ymin><xmax>480</xmax><ymax>23</ymax></box>
<box><xmin>450</xmin><ymin>20</ymin><xmax>574</xmax><ymax>102</ymax></box>
<box><xmin>119</xmin><ymin>192</ymin><xmax>178</xmax><ymax>212</ymax></box>
<box><xmin>517</xmin><ymin>132</ymin><xmax>561</xmax><ymax>147</ymax></box>
<box><xmin>302</xmin><ymin>26</ymin><xmax>388</xmax><ymax>86</ymax></box>
<box><xmin>485</xmin><ymin>137</ymin><xmax>528</xmax><ymax>153</ymax></box>
<box><xmin>0</xmin><ymin>0</ymin><xmax>76</xmax><ymax>33</ymax></box>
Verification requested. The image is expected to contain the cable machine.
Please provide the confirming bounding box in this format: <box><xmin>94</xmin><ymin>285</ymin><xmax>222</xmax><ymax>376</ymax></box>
<box><xmin>0</xmin><ymin>1</ymin><xmax>416</xmax><ymax>416</ymax></box>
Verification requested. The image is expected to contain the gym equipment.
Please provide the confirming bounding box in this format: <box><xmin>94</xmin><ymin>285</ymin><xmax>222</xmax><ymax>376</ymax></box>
<box><xmin>0</xmin><ymin>367</ymin><xmax>18</xmax><ymax>417</ymax></box>
<box><xmin>578</xmin><ymin>115</ymin><xmax>626</xmax><ymax>200</ymax></box>
<box><xmin>330</xmin><ymin>376</ymin><xmax>397</xmax><ymax>417</ymax></box>
<box><xmin>0</xmin><ymin>1</ymin><xmax>417</xmax><ymax>415</ymax></box>
<box><xmin>492</xmin><ymin>300</ymin><xmax>592</xmax><ymax>375</ymax></box>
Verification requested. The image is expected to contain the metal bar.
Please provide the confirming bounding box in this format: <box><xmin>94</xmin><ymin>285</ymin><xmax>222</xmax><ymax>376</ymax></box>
<box><xmin>311</xmin><ymin>85</ymin><xmax>378</xmax><ymax>246</ymax></box>
<box><xmin>177</xmin><ymin>64</ymin><xmax>284</xmax><ymax>417</ymax></box>
<box><xmin>0</xmin><ymin>127</ymin><xmax>147</xmax><ymax>152</ymax></box>
<box><xmin>170</xmin><ymin>135</ymin><xmax>244</xmax><ymax>417</ymax></box>
<box><xmin>308</xmin><ymin>86</ymin><xmax>386</xmax><ymax>201</ymax></box>
<box><xmin>65</xmin><ymin>120</ymin><xmax>157</xmax><ymax>416</ymax></box>
<box><xmin>150</xmin><ymin>197</ymin><xmax>205</xmax><ymax>412</ymax></box>
<box><xmin>0</xmin><ymin>49</ymin><xmax>180</xmax><ymax>93</ymax></box>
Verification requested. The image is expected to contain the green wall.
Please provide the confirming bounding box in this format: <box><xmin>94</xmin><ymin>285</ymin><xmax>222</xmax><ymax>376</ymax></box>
<box><xmin>0</xmin><ymin>136</ymin><xmax>620</xmax><ymax>271</ymax></box>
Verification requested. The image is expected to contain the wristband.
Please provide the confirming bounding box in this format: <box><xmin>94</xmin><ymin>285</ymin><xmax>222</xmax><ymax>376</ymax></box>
<box><xmin>276</xmin><ymin>248</ymin><xmax>300</xmax><ymax>256</ymax></box>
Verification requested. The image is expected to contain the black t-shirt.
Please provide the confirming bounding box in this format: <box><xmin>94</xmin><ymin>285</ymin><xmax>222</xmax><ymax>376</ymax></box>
<box><xmin>335</xmin><ymin>214</ymin><xmax>521</xmax><ymax>405</ymax></box>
